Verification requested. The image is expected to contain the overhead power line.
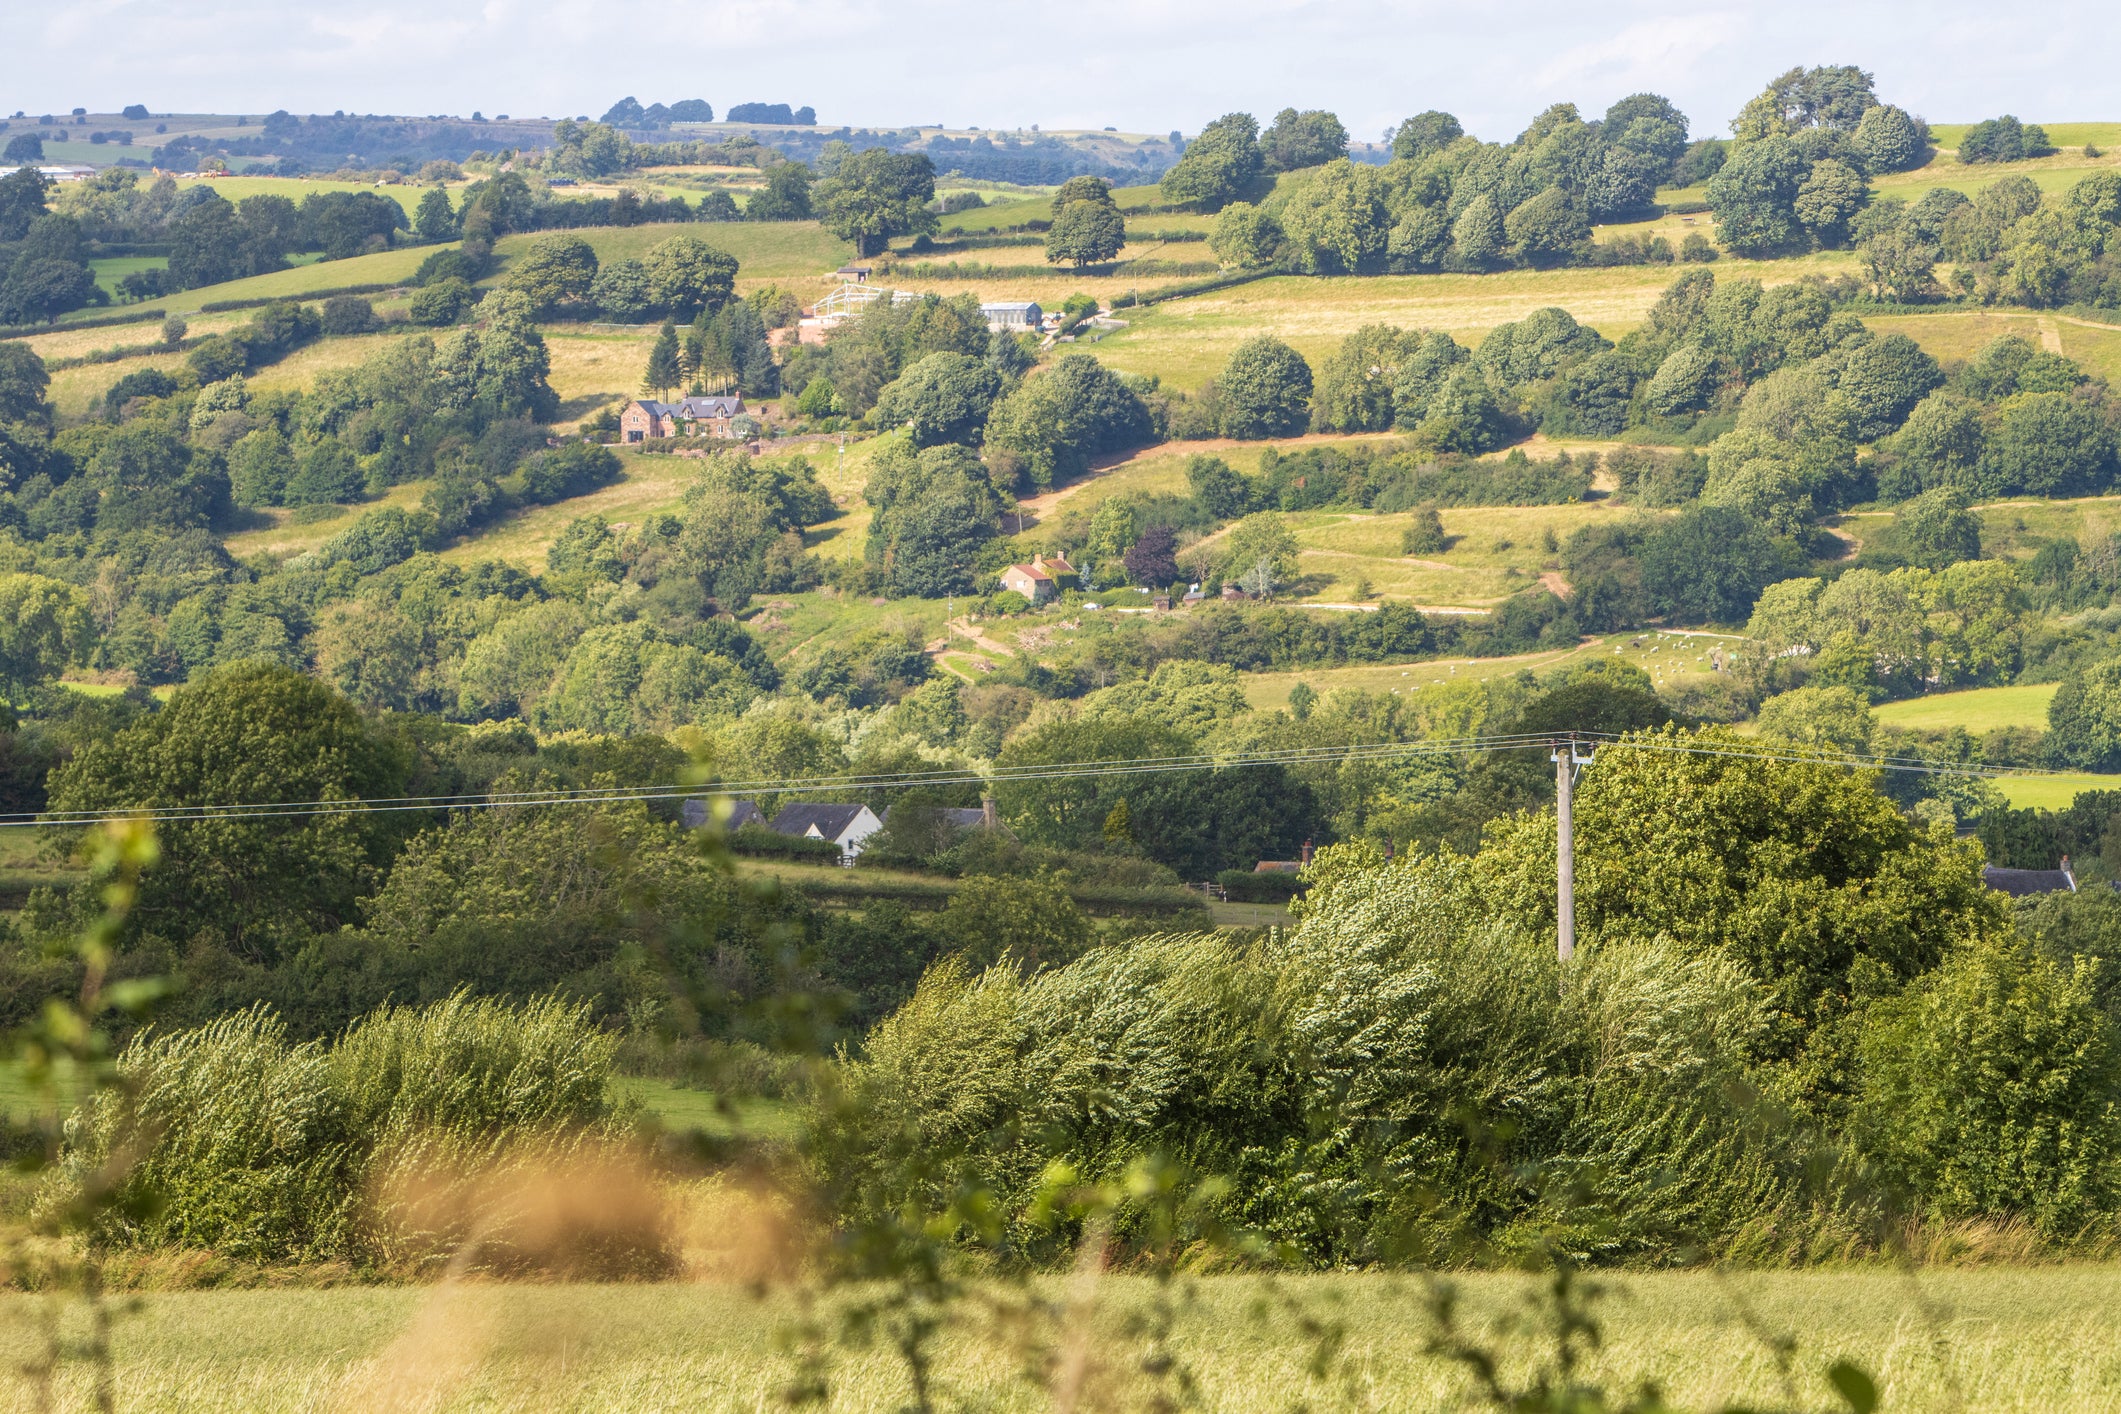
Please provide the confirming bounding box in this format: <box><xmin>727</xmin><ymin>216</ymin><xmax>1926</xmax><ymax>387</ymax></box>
<box><xmin>0</xmin><ymin>730</ymin><xmax>2072</xmax><ymax>832</ymax></box>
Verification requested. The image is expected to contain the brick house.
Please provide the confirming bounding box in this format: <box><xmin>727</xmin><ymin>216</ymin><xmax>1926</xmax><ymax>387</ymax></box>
<box><xmin>618</xmin><ymin>395</ymin><xmax>747</xmax><ymax>442</ymax></box>
<box><xmin>999</xmin><ymin>553</ymin><xmax>1076</xmax><ymax>604</ymax></box>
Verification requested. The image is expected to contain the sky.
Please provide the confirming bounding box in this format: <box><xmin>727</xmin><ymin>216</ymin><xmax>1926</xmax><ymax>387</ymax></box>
<box><xmin>3</xmin><ymin>0</ymin><xmax>2115</xmax><ymax>143</ymax></box>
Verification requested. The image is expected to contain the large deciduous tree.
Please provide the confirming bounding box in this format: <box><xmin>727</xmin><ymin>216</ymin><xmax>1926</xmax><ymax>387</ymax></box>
<box><xmin>1159</xmin><ymin>112</ymin><xmax>1265</xmax><ymax>213</ymax></box>
<box><xmin>1217</xmin><ymin>336</ymin><xmax>1314</xmax><ymax>439</ymax></box>
<box><xmin>812</xmin><ymin>148</ymin><xmax>938</xmax><ymax>256</ymax></box>
<box><xmin>41</xmin><ymin>663</ymin><xmax>412</xmax><ymax>961</ymax></box>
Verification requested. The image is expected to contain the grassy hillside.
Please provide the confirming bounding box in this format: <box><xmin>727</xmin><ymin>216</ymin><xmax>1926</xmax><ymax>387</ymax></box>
<box><xmin>1874</xmin><ymin>682</ymin><xmax>2059</xmax><ymax>733</ymax></box>
<box><xmin>1927</xmin><ymin>122</ymin><xmax>2121</xmax><ymax>151</ymax></box>
<box><xmin>1084</xmin><ymin>253</ymin><xmax>1860</xmax><ymax>390</ymax></box>
<box><xmin>168</xmin><ymin>175</ymin><xmax>443</xmax><ymax>217</ymax></box>
<box><xmin>488</xmin><ymin>222</ymin><xmax>855</xmax><ymax>290</ymax></box>
<box><xmin>53</xmin><ymin>244</ymin><xmax>435</xmax><ymax>325</ymax></box>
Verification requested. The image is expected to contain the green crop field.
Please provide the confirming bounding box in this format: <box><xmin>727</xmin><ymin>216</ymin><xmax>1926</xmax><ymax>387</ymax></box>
<box><xmin>1874</xmin><ymin>682</ymin><xmax>2060</xmax><ymax>734</ymax></box>
<box><xmin>1</xmin><ymin>1266</ymin><xmax>2108</xmax><ymax>1412</ymax></box>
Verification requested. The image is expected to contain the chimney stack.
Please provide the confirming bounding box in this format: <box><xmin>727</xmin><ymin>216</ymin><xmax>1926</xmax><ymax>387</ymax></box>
<box><xmin>1301</xmin><ymin>837</ymin><xmax>1314</xmax><ymax>866</ymax></box>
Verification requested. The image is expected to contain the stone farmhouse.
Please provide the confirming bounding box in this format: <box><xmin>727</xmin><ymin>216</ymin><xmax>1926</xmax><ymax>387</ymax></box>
<box><xmin>618</xmin><ymin>395</ymin><xmax>747</xmax><ymax>442</ymax></box>
<box><xmin>999</xmin><ymin>553</ymin><xmax>1076</xmax><ymax>604</ymax></box>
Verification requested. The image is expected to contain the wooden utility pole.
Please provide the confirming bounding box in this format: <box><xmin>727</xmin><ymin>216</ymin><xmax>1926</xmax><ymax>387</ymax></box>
<box><xmin>1554</xmin><ymin>736</ymin><xmax>1575</xmax><ymax>963</ymax></box>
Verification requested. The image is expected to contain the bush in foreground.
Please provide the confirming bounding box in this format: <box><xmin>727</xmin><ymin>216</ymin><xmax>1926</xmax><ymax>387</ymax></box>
<box><xmin>54</xmin><ymin>992</ymin><xmax>666</xmax><ymax>1274</ymax></box>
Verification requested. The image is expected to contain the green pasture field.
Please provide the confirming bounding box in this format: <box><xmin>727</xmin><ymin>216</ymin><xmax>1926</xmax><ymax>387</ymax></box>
<box><xmin>85</xmin><ymin>255</ymin><xmax>167</xmax><ymax>298</ymax></box>
<box><xmin>4</xmin><ymin>1266</ymin><xmax>2109</xmax><ymax>1411</ymax></box>
<box><xmin>1238</xmin><ymin>627</ymin><xmax>1737</xmax><ymax>712</ymax></box>
<box><xmin>1994</xmin><ymin>773</ymin><xmax>2121</xmax><ymax>810</ymax></box>
<box><xmin>432</xmin><ymin>448</ymin><xmax>703</xmax><ymax>572</ymax></box>
<box><xmin>607</xmin><ymin>1079</ymin><xmax>800</xmax><ymax>1140</ymax></box>
<box><xmin>168</xmin><ymin>175</ymin><xmax>442</xmax><ymax>217</ymax></box>
<box><xmin>220</xmin><ymin>482</ymin><xmax>429</xmax><ymax>562</ymax></box>
<box><xmin>1873</xmin><ymin>682</ymin><xmax>2059</xmax><ymax>734</ymax></box>
<box><xmin>1927</xmin><ymin>122</ymin><xmax>2121</xmax><ymax>151</ymax></box>
<box><xmin>1968</xmin><ymin>495</ymin><xmax>2121</xmax><ymax>560</ymax></box>
<box><xmin>1872</xmin><ymin>152</ymin><xmax>2121</xmax><ymax>204</ymax></box>
<box><xmin>50</xmin><ymin>244</ymin><xmax>434</xmax><ymax>324</ymax></box>
<box><xmin>488</xmin><ymin>222</ymin><xmax>855</xmax><ymax>290</ymax></box>
<box><xmin>937</xmin><ymin>182</ymin><xmax>1212</xmax><ymax>234</ymax></box>
<box><xmin>738</xmin><ymin>587</ymin><xmax>950</xmax><ymax>668</ymax></box>
<box><xmin>1083</xmin><ymin>252</ymin><xmax>1860</xmax><ymax>391</ymax></box>
<box><xmin>1286</xmin><ymin>500</ymin><xmax>1661</xmax><ymax>607</ymax></box>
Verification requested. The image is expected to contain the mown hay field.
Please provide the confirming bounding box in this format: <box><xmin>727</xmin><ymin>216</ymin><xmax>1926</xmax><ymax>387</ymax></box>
<box><xmin>6</xmin><ymin>1267</ymin><xmax>2118</xmax><ymax>1412</ymax></box>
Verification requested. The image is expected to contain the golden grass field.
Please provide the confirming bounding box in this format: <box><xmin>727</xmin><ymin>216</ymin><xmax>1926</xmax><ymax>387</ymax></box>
<box><xmin>1083</xmin><ymin>252</ymin><xmax>1861</xmax><ymax>391</ymax></box>
<box><xmin>1238</xmin><ymin>627</ymin><xmax>1736</xmax><ymax>712</ymax></box>
<box><xmin>5</xmin><ymin>1266</ymin><xmax>2118</xmax><ymax>1412</ymax></box>
<box><xmin>488</xmin><ymin>222</ymin><xmax>856</xmax><ymax>293</ymax></box>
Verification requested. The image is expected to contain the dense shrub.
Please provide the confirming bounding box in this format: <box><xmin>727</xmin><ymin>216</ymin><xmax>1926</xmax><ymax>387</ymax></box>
<box><xmin>57</xmin><ymin>994</ymin><xmax>659</xmax><ymax>1272</ymax></box>
<box><xmin>1858</xmin><ymin>939</ymin><xmax>2121</xmax><ymax>1235</ymax></box>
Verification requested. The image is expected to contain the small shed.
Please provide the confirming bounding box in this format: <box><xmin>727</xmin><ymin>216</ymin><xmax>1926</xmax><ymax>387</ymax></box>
<box><xmin>981</xmin><ymin>300</ymin><xmax>1043</xmax><ymax>331</ymax></box>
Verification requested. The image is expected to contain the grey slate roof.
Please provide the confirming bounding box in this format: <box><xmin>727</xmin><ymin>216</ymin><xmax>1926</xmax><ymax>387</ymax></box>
<box><xmin>637</xmin><ymin>395</ymin><xmax>745</xmax><ymax>419</ymax></box>
<box><xmin>681</xmin><ymin>798</ymin><xmax>764</xmax><ymax>831</ymax></box>
<box><xmin>674</xmin><ymin>395</ymin><xmax>744</xmax><ymax>418</ymax></box>
<box><xmin>1982</xmin><ymin>865</ymin><xmax>2077</xmax><ymax>897</ymax></box>
<box><xmin>770</xmin><ymin>803</ymin><xmax>872</xmax><ymax>840</ymax></box>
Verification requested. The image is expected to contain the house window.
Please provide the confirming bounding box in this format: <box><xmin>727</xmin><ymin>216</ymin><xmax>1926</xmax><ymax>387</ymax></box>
<box><xmin>627</xmin><ymin>430</ymin><xmax>644</xmax><ymax>442</ymax></box>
